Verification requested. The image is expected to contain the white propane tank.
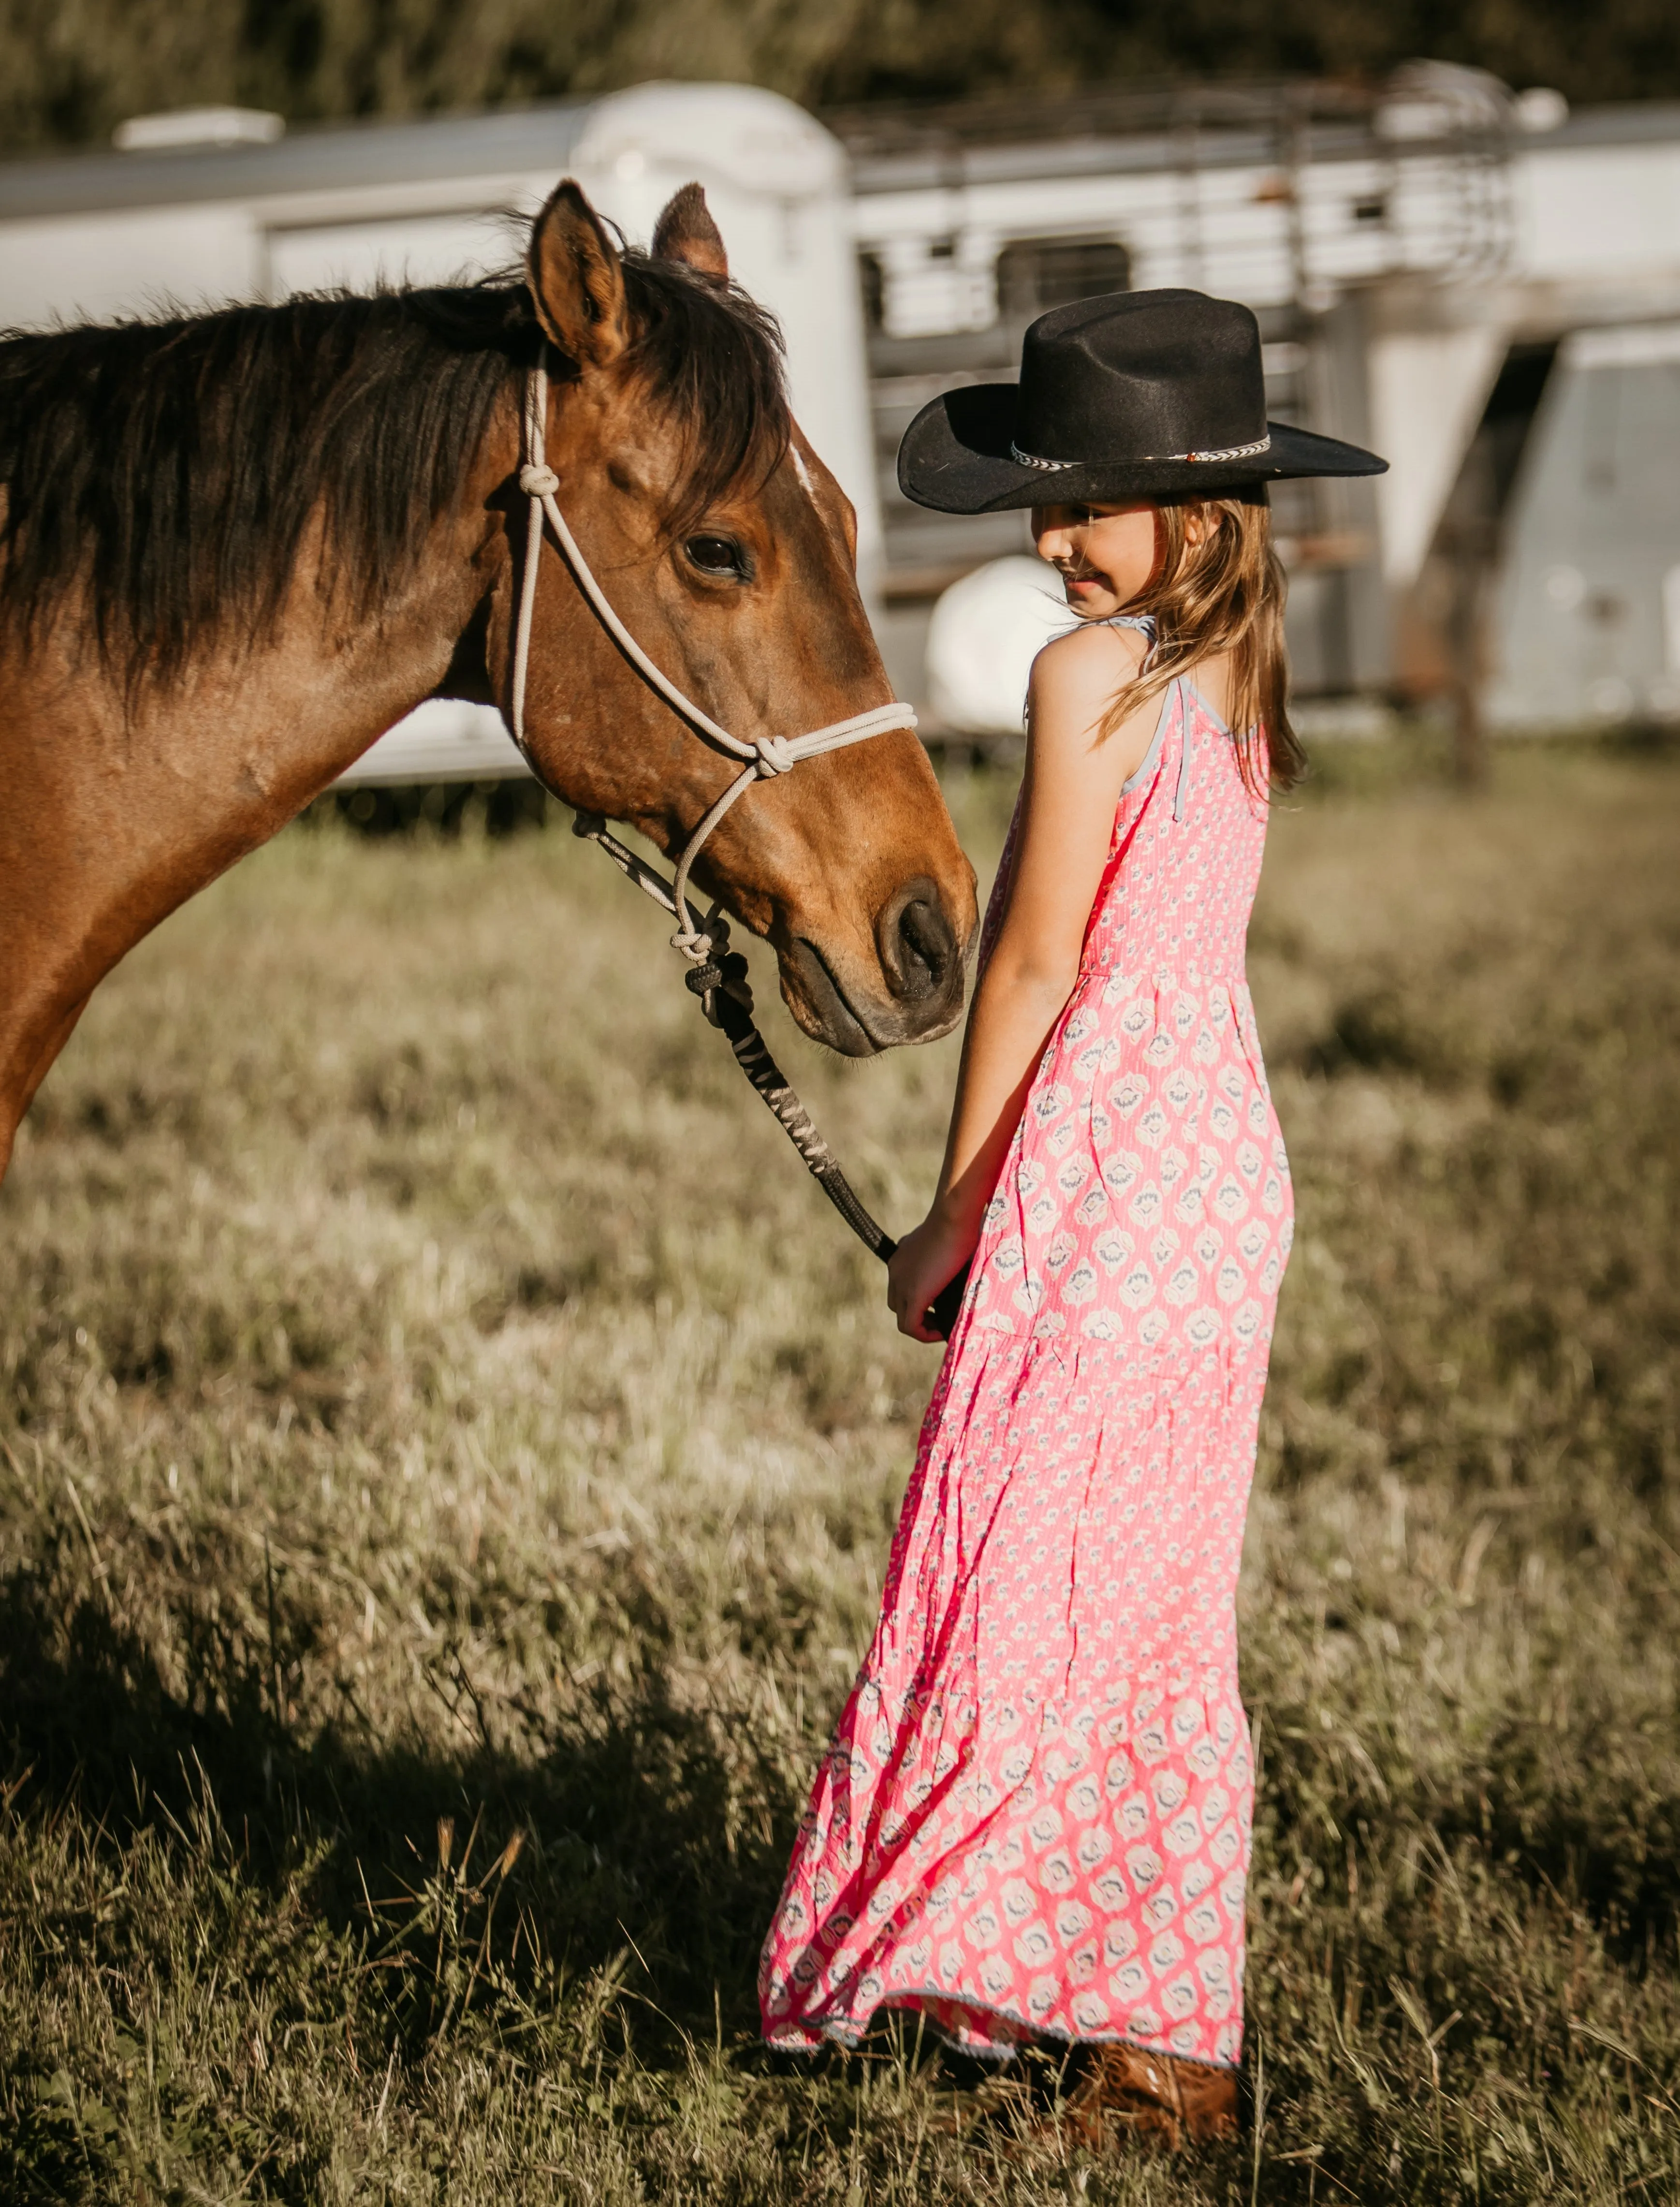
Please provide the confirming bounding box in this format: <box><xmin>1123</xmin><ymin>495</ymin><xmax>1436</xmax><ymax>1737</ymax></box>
<box><xmin>926</xmin><ymin>556</ymin><xmax>1076</xmax><ymax>736</ymax></box>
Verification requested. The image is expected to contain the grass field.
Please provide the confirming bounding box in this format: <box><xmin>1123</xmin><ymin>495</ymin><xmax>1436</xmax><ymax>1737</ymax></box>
<box><xmin>2</xmin><ymin>739</ymin><xmax>1678</xmax><ymax>2204</ymax></box>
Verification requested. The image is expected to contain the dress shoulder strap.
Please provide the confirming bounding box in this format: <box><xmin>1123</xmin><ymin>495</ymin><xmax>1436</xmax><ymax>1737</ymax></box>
<box><xmin>1099</xmin><ymin>613</ymin><xmax>1157</xmax><ymax>645</ymax></box>
<box><xmin>1099</xmin><ymin>612</ymin><xmax>1158</xmax><ymax>675</ymax></box>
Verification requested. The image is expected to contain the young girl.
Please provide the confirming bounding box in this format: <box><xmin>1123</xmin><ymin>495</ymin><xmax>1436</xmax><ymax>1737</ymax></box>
<box><xmin>758</xmin><ymin>291</ymin><xmax>1385</xmax><ymax>2144</ymax></box>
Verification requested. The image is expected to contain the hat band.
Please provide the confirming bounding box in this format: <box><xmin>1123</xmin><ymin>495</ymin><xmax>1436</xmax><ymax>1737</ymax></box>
<box><xmin>1009</xmin><ymin>433</ymin><xmax>1273</xmax><ymax>472</ymax></box>
<box><xmin>1009</xmin><ymin>441</ymin><xmax>1074</xmax><ymax>472</ymax></box>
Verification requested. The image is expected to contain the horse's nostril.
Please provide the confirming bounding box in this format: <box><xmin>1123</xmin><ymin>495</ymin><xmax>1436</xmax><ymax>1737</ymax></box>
<box><xmin>897</xmin><ymin>900</ymin><xmax>950</xmax><ymax>994</ymax></box>
<box><xmin>877</xmin><ymin>876</ymin><xmax>957</xmax><ymax>1003</ymax></box>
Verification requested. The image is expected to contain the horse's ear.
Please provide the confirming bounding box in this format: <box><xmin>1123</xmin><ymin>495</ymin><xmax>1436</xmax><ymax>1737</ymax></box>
<box><xmin>652</xmin><ymin>182</ymin><xmax>729</xmax><ymax>284</ymax></box>
<box><xmin>527</xmin><ymin>180</ymin><xmax>630</xmax><ymax>368</ymax></box>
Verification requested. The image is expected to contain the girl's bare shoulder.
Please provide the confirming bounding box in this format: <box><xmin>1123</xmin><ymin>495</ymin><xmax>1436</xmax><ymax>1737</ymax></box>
<box><xmin>1035</xmin><ymin>617</ymin><xmax>1149</xmax><ymax>676</ymax></box>
<box><xmin>1028</xmin><ymin>618</ymin><xmax>1148</xmax><ymax>746</ymax></box>
<box><xmin>1029</xmin><ymin>618</ymin><xmax>1148</xmax><ymax>718</ymax></box>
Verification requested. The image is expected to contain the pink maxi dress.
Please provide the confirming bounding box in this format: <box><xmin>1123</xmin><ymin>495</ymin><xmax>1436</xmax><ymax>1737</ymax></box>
<box><xmin>759</xmin><ymin>649</ymin><xmax>1293</xmax><ymax>2072</ymax></box>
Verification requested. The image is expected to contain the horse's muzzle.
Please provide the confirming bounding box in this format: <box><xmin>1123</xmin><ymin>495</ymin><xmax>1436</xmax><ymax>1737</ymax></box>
<box><xmin>782</xmin><ymin>876</ymin><xmax>966</xmax><ymax>1057</ymax></box>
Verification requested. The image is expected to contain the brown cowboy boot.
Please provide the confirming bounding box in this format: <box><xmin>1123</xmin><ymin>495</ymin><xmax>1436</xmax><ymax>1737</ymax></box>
<box><xmin>1062</xmin><ymin>2043</ymin><xmax>1239</xmax><ymax>2150</ymax></box>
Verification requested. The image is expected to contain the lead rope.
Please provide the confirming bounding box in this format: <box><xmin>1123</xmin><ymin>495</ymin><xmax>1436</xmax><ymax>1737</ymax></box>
<box><xmin>506</xmin><ymin>352</ymin><xmax>966</xmax><ymax>1334</ymax></box>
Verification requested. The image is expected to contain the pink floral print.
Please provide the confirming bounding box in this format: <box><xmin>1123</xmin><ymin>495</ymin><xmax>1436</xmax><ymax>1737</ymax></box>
<box><xmin>760</xmin><ymin>672</ymin><xmax>1291</xmax><ymax>2071</ymax></box>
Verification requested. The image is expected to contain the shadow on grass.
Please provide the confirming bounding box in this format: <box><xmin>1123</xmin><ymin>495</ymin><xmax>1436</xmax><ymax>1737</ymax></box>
<box><xmin>0</xmin><ymin>1561</ymin><xmax>797</xmax><ymax>2058</ymax></box>
<box><xmin>10</xmin><ymin>1546</ymin><xmax>1680</xmax><ymax>2013</ymax></box>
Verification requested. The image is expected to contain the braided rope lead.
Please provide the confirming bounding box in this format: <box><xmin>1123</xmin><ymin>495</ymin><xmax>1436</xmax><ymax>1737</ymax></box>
<box><xmin>701</xmin><ymin>978</ymin><xmax>970</xmax><ymax>1336</ymax></box>
<box><xmin>507</xmin><ymin>353</ymin><xmax>966</xmax><ymax>1338</ymax></box>
<box><xmin>705</xmin><ymin>986</ymin><xmax>969</xmax><ymax>1336</ymax></box>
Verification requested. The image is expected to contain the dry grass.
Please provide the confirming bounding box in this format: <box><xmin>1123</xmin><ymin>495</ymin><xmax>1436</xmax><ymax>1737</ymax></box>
<box><xmin>1</xmin><ymin>740</ymin><xmax>1678</xmax><ymax>2203</ymax></box>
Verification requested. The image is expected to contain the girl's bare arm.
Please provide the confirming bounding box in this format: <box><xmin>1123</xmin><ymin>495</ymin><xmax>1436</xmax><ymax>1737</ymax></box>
<box><xmin>887</xmin><ymin>621</ymin><xmax>1169</xmax><ymax>1340</ymax></box>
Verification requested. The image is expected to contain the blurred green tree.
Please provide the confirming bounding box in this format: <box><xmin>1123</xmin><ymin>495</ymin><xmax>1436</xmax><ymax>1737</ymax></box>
<box><xmin>0</xmin><ymin>0</ymin><xmax>1673</xmax><ymax>155</ymax></box>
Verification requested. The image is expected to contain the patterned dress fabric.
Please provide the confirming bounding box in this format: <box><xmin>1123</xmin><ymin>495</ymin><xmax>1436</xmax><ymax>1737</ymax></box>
<box><xmin>760</xmin><ymin>653</ymin><xmax>1292</xmax><ymax>2070</ymax></box>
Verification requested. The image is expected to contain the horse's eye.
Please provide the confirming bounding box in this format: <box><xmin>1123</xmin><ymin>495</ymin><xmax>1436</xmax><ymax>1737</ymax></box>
<box><xmin>685</xmin><ymin>534</ymin><xmax>745</xmax><ymax>578</ymax></box>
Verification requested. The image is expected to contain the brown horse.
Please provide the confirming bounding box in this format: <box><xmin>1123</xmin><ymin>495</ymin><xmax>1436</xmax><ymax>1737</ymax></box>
<box><xmin>0</xmin><ymin>179</ymin><xmax>976</xmax><ymax>1182</ymax></box>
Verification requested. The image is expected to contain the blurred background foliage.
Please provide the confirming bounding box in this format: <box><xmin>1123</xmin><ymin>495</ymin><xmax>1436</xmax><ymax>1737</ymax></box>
<box><xmin>0</xmin><ymin>0</ymin><xmax>1676</xmax><ymax>159</ymax></box>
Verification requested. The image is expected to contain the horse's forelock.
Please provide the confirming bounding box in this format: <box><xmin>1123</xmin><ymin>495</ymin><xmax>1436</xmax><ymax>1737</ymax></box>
<box><xmin>614</xmin><ymin>254</ymin><xmax>791</xmax><ymax>538</ymax></box>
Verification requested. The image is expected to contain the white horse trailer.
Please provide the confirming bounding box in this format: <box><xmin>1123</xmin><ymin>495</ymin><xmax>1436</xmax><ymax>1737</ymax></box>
<box><xmin>0</xmin><ymin>83</ymin><xmax>880</xmax><ymax>785</ymax></box>
<box><xmin>7</xmin><ymin>71</ymin><xmax>1680</xmax><ymax>743</ymax></box>
<box><xmin>831</xmin><ymin>70</ymin><xmax>1680</xmax><ymax>730</ymax></box>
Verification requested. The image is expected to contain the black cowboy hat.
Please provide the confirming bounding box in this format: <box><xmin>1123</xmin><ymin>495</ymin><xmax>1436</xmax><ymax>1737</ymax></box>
<box><xmin>898</xmin><ymin>288</ymin><xmax>1387</xmax><ymax>514</ymax></box>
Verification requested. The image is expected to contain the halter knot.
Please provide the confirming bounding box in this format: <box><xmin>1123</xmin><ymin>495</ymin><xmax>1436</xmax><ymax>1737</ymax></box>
<box><xmin>753</xmin><ymin>735</ymin><xmax>796</xmax><ymax>777</ymax></box>
<box><xmin>670</xmin><ymin>921</ymin><xmax>714</xmax><ymax>962</ymax></box>
<box><xmin>519</xmin><ymin>462</ymin><xmax>560</xmax><ymax>498</ymax></box>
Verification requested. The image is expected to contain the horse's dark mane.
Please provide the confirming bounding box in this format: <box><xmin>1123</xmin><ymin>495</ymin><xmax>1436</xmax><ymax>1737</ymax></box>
<box><xmin>0</xmin><ymin>254</ymin><xmax>789</xmax><ymax>692</ymax></box>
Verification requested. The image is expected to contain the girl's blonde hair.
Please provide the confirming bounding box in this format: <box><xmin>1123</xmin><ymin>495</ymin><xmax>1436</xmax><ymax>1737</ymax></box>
<box><xmin>1099</xmin><ymin>489</ymin><xmax>1303</xmax><ymax>793</ymax></box>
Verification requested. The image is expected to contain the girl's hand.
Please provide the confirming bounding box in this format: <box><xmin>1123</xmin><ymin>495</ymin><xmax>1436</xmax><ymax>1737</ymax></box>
<box><xmin>888</xmin><ymin>1209</ymin><xmax>977</xmax><ymax>1343</ymax></box>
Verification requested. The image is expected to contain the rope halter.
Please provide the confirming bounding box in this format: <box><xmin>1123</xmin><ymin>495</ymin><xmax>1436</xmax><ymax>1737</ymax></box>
<box><xmin>502</xmin><ymin>350</ymin><xmax>966</xmax><ymax>1340</ymax></box>
<box><xmin>507</xmin><ymin>348</ymin><xmax>918</xmax><ymax>963</ymax></box>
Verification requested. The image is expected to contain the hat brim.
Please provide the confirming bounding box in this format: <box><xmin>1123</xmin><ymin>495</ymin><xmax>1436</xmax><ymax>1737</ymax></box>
<box><xmin>898</xmin><ymin>382</ymin><xmax>1388</xmax><ymax>515</ymax></box>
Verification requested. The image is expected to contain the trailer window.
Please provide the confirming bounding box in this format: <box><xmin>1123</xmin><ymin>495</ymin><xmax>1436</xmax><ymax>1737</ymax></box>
<box><xmin>996</xmin><ymin>237</ymin><xmax>1131</xmax><ymax>323</ymax></box>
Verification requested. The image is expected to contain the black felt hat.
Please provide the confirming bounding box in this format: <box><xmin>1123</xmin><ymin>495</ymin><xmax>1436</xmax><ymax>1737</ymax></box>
<box><xmin>897</xmin><ymin>288</ymin><xmax>1387</xmax><ymax>514</ymax></box>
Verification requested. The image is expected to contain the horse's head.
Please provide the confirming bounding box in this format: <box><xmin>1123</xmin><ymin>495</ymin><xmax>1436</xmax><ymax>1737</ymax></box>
<box><xmin>491</xmin><ymin>180</ymin><xmax>977</xmax><ymax>1056</ymax></box>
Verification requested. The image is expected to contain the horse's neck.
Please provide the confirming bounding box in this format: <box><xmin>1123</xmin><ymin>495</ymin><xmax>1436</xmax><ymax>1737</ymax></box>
<box><xmin>0</xmin><ymin>494</ymin><xmax>502</xmax><ymax>1164</ymax></box>
<box><xmin>121</xmin><ymin>551</ymin><xmax>490</xmax><ymax>836</ymax></box>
